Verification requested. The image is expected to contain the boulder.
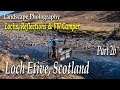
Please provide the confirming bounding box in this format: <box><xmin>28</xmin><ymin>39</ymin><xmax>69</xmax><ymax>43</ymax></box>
<box><xmin>18</xmin><ymin>55</ymin><xmax>30</xmax><ymax>61</ymax></box>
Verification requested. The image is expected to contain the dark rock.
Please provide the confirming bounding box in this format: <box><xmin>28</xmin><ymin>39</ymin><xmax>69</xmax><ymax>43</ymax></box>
<box><xmin>18</xmin><ymin>55</ymin><xmax>30</xmax><ymax>61</ymax></box>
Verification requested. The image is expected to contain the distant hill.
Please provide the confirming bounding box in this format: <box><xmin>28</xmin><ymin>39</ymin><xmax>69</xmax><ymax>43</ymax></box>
<box><xmin>1</xmin><ymin>11</ymin><xmax>120</xmax><ymax>22</ymax></box>
<box><xmin>0</xmin><ymin>11</ymin><xmax>120</xmax><ymax>31</ymax></box>
<box><xmin>9</xmin><ymin>11</ymin><xmax>24</xmax><ymax>14</ymax></box>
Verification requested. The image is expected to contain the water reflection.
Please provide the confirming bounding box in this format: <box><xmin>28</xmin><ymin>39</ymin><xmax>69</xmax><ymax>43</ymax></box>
<box><xmin>9</xmin><ymin>45</ymin><xmax>120</xmax><ymax>79</ymax></box>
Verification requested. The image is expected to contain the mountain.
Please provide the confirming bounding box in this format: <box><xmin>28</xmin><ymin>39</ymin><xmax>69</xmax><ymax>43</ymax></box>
<box><xmin>0</xmin><ymin>11</ymin><xmax>120</xmax><ymax>31</ymax></box>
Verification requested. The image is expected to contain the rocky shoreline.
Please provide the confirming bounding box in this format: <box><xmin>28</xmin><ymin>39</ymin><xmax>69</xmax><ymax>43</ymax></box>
<box><xmin>0</xmin><ymin>28</ymin><xmax>120</xmax><ymax>51</ymax></box>
<box><xmin>0</xmin><ymin>27</ymin><xmax>120</xmax><ymax>79</ymax></box>
<box><xmin>0</xmin><ymin>50</ymin><xmax>84</xmax><ymax>79</ymax></box>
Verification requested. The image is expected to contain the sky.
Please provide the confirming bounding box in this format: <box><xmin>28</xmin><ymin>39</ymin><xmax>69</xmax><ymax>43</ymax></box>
<box><xmin>0</xmin><ymin>11</ymin><xmax>14</xmax><ymax>16</ymax></box>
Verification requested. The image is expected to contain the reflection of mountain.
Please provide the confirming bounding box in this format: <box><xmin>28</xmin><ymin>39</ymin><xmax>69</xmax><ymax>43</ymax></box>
<box><xmin>9</xmin><ymin>45</ymin><xmax>48</xmax><ymax>61</ymax></box>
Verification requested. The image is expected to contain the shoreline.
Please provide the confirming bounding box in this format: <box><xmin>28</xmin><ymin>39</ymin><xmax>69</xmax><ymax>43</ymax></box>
<box><xmin>0</xmin><ymin>26</ymin><xmax>120</xmax><ymax>52</ymax></box>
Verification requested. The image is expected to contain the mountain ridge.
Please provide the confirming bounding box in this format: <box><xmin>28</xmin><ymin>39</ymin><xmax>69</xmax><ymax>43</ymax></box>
<box><xmin>0</xmin><ymin>11</ymin><xmax>120</xmax><ymax>31</ymax></box>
